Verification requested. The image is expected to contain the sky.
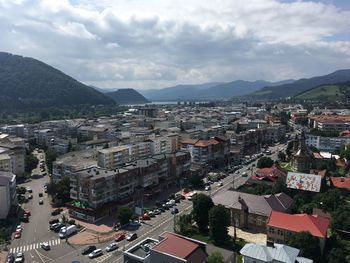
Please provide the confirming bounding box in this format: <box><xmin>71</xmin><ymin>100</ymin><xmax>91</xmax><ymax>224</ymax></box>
<box><xmin>0</xmin><ymin>0</ymin><xmax>349</xmax><ymax>90</ymax></box>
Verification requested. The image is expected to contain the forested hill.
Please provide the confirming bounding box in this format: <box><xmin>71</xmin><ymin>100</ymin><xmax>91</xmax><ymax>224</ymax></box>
<box><xmin>0</xmin><ymin>52</ymin><xmax>115</xmax><ymax>109</ymax></box>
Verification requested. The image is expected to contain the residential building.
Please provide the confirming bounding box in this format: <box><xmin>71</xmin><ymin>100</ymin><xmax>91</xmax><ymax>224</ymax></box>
<box><xmin>0</xmin><ymin>134</ymin><xmax>25</xmax><ymax>179</ymax></box>
<box><xmin>98</xmin><ymin>145</ymin><xmax>131</xmax><ymax>169</ymax></box>
<box><xmin>267</xmin><ymin>211</ymin><xmax>330</xmax><ymax>252</ymax></box>
<box><xmin>212</xmin><ymin>191</ymin><xmax>293</xmax><ymax>231</ymax></box>
<box><xmin>240</xmin><ymin>243</ymin><xmax>313</xmax><ymax>263</ymax></box>
<box><xmin>306</xmin><ymin>134</ymin><xmax>350</xmax><ymax>152</ymax></box>
<box><xmin>0</xmin><ymin>171</ymin><xmax>17</xmax><ymax>219</ymax></box>
<box><xmin>308</xmin><ymin>115</ymin><xmax>350</xmax><ymax>133</ymax></box>
<box><xmin>52</xmin><ymin>149</ymin><xmax>98</xmax><ymax>183</ymax></box>
<box><xmin>330</xmin><ymin>176</ymin><xmax>350</xmax><ymax>192</ymax></box>
<box><xmin>124</xmin><ymin>232</ymin><xmax>207</xmax><ymax>263</ymax></box>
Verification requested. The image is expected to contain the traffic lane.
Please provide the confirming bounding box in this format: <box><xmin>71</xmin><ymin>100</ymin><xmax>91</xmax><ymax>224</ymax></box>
<box><xmin>13</xmin><ymin>176</ymin><xmax>54</xmax><ymax>247</ymax></box>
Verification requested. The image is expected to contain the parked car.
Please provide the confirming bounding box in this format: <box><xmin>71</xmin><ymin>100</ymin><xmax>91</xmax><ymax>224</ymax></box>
<box><xmin>81</xmin><ymin>245</ymin><xmax>96</xmax><ymax>255</ymax></box>
<box><xmin>115</xmin><ymin>232</ymin><xmax>126</xmax><ymax>242</ymax></box>
<box><xmin>28</xmin><ymin>194</ymin><xmax>33</xmax><ymax>199</ymax></box>
<box><xmin>26</xmin><ymin>187</ymin><xmax>32</xmax><ymax>193</ymax></box>
<box><xmin>59</xmin><ymin>225</ymin><xmax>77</xmax><ymax>239</ymax></box>
<box><xmin>171</xmin><ymin>208</ymin><xmax>179</xmax><ymax>214</ymax></box>
<box><xmin>141</xmin><ymin>214</ymin><xmax>150</xmax><ymax>220</ymax></box>
<box><xmin>217</xmin><ymin>181</ymin><xmax>223</xmax><ymax>187</ymax></box>
<box><xmin>128</xmin><ymin>220</ymin><xmax>141</xmax><ymax>227</ymax></box>
<box><xmin>49</xmin><ymin>218</ymin><xmax>60</xmax><ymax>225</ymax></box>
<box><xmin>148</xmin><ymin>211</ymin><xmax>155</xmax><ymax>217</ymax></box>
<box><xmin>16</xmin><ymin>225</ymin><xmax>22</xmax><ymax>231</ymax></box>
<box><xmin>39</xmin><ymin>199</ymin><xmax>44</xmax><ymax>205</ymax></box>
<box><xmin>6</xmin><ymin>253</ymin><xmax>15</xmax><ymax>263</ymax></box>
<box><xmin>14</xmin><ymin>252</ymin><xmax>24</xmax><ymax>263</ymax></box>
<box><xmin>41</xmin><ymin>242</ymin><xmax>50</xmax><ymax>250</ymax></box>
<box><xmin>38</xmin><ymin>193</ymin><xmax>43</xmax><ymax>197</ymax></box>
<box><xmin>153</xmin><ymin>209</ymin><xmax>161</xmax><ymax>215</ymax></box>
<box><xmin>20</xmin><ymin>215</ymin><xmax>29</xmax><ymax>223</ymax></box>
<box><xmin>88</xmin><ymin>249</ymin><xmax>103</xmax><ymax>259</ymax></box>
<box><xmin>205</xmin><ymin>185</ymin><xmax>211</xmax><ymax>191</ymax></box>
<box><xmin>106</xmin><ymin>242</ymin><xmax>118</xmax><ymax>252</ymax></box>
<box><xmin>14</xmin><ymin>232</ymin><xmax>21</xmax><ymax>239</ymax></box>
<box><xmin>23</xmin><ymin>209</ymin><xmax>31</xmax><ymax>216</ymax></box>
<box><xmin>126</xmin><ymin>233</ymin><xmax>137</xmax><ymax>241</ymax></box>
<box><xmin>51</xmin><ymin>208</ymin><xmax>63</xmax><ymax>216</ymax></box>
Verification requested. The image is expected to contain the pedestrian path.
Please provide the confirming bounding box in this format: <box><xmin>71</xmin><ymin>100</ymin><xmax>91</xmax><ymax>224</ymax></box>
<box><xmin>10</xmin><ymin>238</ymin><xmax>61</xmax><ymax>253</ymax></box>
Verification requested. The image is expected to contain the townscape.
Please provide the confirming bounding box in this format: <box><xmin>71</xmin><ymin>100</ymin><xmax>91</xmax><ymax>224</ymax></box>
<box><xmin>0</xmin><ymin>1</ymin><xmax>350</xmax><ymax>263</ymax></box>
<box><xmin>1</xmin><ymin>100</ymin><xmax>350</xmax><ymax>263</ymax></box>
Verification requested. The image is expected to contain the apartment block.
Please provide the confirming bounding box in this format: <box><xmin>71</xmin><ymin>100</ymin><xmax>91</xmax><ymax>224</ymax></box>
<box><xmin>0</xmin><ymin>134</ymin><xmax>25</xmax><ymax>179</ymax></box>
<box><xmin>0</xmin><ymin>171</ymin><xmax>17</xmax><ymax>219</ymax></box>
<box><xmin>309</xmin><ymin>115</ymin><xmax>350</xmax><ymax>133</ymax></box>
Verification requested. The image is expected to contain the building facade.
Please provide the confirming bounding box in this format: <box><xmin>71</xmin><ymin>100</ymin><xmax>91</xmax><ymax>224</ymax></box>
<box><xmin>0</xmin><ymin>172</ymin><xmax>17</xmax><ymax>219</ymax></box>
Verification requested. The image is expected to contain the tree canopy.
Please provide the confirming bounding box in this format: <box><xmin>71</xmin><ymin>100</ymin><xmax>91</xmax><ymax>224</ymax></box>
<box><xmin>192</xmin><ymin>194</ymin><xmax>214</xmax><ymax>232</ymax></box>
<box><xmin>206</xmin><ymin>251</ymin><xmax>225</xmax><ymax>263</ymax></box>
<box><xmin>25</xmin><ymin>153</ymin><xmax>38</xmax><ymax>173</ymax></box>
<box><xmin>209</xmin><ymin>205</ymin><xmax>230</xmax><ymax>244</ymax></box>
<box><xmin>287</xmin><ymin>231</ymin><xmax>321</xmax><ymax>261</ymax></box>
<box><xmin>257</xmin><ymin>156</ymin><xmax>274</xmax><ymax>168</ymax></box>
<box><xmin>117</xmin><ymin>207</ymin><xmax>133</xmax><ymax>226</ymax></box>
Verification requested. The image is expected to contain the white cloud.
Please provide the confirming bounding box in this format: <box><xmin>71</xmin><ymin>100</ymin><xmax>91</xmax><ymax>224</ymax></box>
<box><xmin>0</xmin><ymin>0</ymin><xmax>349</xmax><ymax>90</ymax></box>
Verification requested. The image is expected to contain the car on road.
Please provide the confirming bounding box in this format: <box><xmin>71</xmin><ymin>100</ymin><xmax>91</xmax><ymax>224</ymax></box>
<box><xmin>14</xmin><ymin>252</ymin><xmax>24</xmax><ymax>263</ymax></box>
<box><xmin>28</xmin><ymin>194</ymin><xmax>33</xmax><ymax>199</ymax></box>
<box><xmin>187</xmin><ymin>191</ymin><xmax>197</xmax><ymax>200</ymax></box>
<box><xmin>39</xmin><ymin>192</ymin><xmax>43</xmax><ymax>197</ymax></box>
<box><xmin>14</xmin><ymin>232</ymin><xmax>21</xmax><ymax>239</ymax></box>
<box><xmin>217</xmin><ymin>181</ymin><xmax>223</xmax><ymax>187</ymax></box>
<box><xmin>171</xmin><ymin>208</ymin><xmax>179</xmax><ymax>214</ymax></box>
<box><xmin>89</xmin><ymin>248</ymin><xmax>103</xmax><ymax>259</ymax></box>
<box><xmin>242</xmin><ymin>172</ymin><xmax>248</xmax><ymax>177</ymax></box>
<box><xmin>106</xmin><ymin>242</ymin><xmax>118</xmax><ymax>252</ymax></box>
<box><xmin>126</xmin><ymin>233</ymin><xmax>138</xmax><ymax>241</ymax></box>
<box><xmin>41</xmin><ymin>242</ymin><xmax>51</xmax><ymax>250</ymax></box>
<box><xmin>6</xmin><ymin>252</ymin><xmax>15</xmax><ymax>263</ymax></box>
<box><xmin>25</xmin><ymin>187</ymin><xmax>32</xmax><ymax>193</ymax></box>
<box><xmin>50</xmin><ymin>222</ymin><xmax>63</xmax><ymax>231</ymax></box>
<box><xmin>205</xmin><ymin>185</ymin><xmax>211</xmax><ymax>191</ymax></box>
<box><xmin>115</xmin><ymin>232</ymin><xmax>125</xmax><ymax>242</ymax></box>
<box><xmin>81</xmin><ymin>245</ymin><xmax>96</xmax><ymax>255</ymax></box>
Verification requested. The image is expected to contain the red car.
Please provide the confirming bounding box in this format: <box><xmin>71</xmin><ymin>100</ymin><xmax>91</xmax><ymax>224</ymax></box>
<box><xmin>24</xmin><ymin>209</ymin><xmax>31</xmax><ymax>216</ymax></box>
<box><xmin>141</xmin><ymin>214</ymin><xmax>150</xmax><ymax>220</ymax></box>
<box><xmin>14</xmin><ymin>232</ymin><xmax>21</xmax><ymax>239</ymax></box>
<box><xmin>115</xmin><ymin>232</ymin><xmax>125</xmax><ymax>242</ymax></box>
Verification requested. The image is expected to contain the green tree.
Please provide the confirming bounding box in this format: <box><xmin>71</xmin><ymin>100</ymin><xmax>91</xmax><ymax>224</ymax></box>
<box><xmin>287</xmin><ymin>231</ymin><xmax>321</xmax><ymax>261</ymax></box>
<box><xmin>188</xmin><ymin>173</ymin><xmax>204</xmax><ymax>189</ymax></box>
<box><xmin>206</xmin><ymin>251</ymin><xmax>225</xmax><ymax>263</ymax></box>
<box><xmin>277</xmin><ymin>151</ymin><xmax>286</xmax><ymax>162</ymax></box>
<box><xmin>16</xmin><ymin>186</ymin><xmax>27</xmax><ymax>195</ymax></box>
<box><xmin>316</xmin><ymin>189</ymin><xmax>344</xmax><ymax>212</ymax></box>
<box><xmin>331</xmin><ymin>207</ymin><xmax>350</xmax><ymax>232</ymax></box>
<box><xmin>257</xmin><ymin>157</ymin><xmax>274</xmax><ymax>168</ymax></box>
<box><xmin>47</xmin><ymin>176</ymin><xmax>71</xmax><ymax>204</ymax></box>
<box><xmin>117</xmin><ymin>207</ymin><xmax>133</xmax><ymax>226</ymax></box>
<box><xmin>176</xmin><ymin>214</ymin><xmax>193</xmax><ymax>236</ymax></box>
<box><xmin>45</xmin><ymin>149</ymin><xmax>57</xmax><ymax>174</ymax></box>
<box><xmin>25</xmin><ymin>153</ymin><xmax>39</xmax><ymax>173</ymax></box>
<box><xmin>209</xmin><ymin>205</ymin><xmax>230</xmax><ymax>244</ymax></box>
<box><xmin>286</xmin><ymin>141</ymin><xmax>294</xmax><ymax>157</ymax></box>
<box><xmin>192</xmin><ymin>194</ymin><xmax>214</xmax><ymax>232</ymax></box>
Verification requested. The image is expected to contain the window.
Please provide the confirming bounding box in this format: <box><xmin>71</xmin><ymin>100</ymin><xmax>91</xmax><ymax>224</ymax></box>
<box><xmin>269</xmin><ymin>228</ymin><xmax>275</xmax><ymax>233</ymax></box>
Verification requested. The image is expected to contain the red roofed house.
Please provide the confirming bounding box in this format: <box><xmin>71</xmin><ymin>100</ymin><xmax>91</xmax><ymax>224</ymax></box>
<box><xmin>123</xmin><ymin>232</ymin><xmax>207</xmax><ymax>263</ymax></box>
<box><xmin>249</xmin><ymin>164</ymin><xmax>287</xmax><ymax>185</ymax></box>
<box><xmin>267</xmin><ymin>211</ymin><xmax>330</xmax><ymax>253</ymax></box>
<box><xmin>330</xmin><ymin>176</ymin><xmax>350</xmax><ymax>192</ymax></box>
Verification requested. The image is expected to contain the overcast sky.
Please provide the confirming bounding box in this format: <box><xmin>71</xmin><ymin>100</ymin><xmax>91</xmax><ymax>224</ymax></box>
<box><xmin>0</xmin><ymin>0</ymin><xmax>349</xmax><ymax>90</ymax></box>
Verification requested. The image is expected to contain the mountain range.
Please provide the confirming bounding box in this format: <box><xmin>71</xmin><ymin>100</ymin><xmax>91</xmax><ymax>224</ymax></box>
<box><xmin>250</xmin><ymin>69</ymin><xmax>350</xmax><ymax>99</ymax></box>
<box><xmin>138</xmin><ymin>80</ymin><xmax>294</xmax><ymax>101</ymax></box>
<box><xmin>0</xmin><ymin>52</ymin><xmax>114</xmax><ymax>109</ymax></box>
<box><xmin>105</xmin><ymin>89</ymin><xmax>149</xmax><ymax>104</ymax></box>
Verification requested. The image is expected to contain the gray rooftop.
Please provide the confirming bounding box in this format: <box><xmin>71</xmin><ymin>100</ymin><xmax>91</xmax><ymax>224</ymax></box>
<box><xmin>76</xmin><ymin>166</ymin><xmax>128</xmax><ymax>180</ymax></box>
<box><xmin>212</xmin><ymin>190</ymin><xmax>293</xmax><ymax>217</ymax></box>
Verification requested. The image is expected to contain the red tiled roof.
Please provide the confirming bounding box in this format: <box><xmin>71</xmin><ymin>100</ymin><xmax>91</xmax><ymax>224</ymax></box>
<box><xmin>152</xmin><ymin>232</ymin><xmax>207</xmax><ymax>260</ymax></box>
<box><xmin>181</xmin><ymin>139</ymin><xmax>199</xmax><ymax>145</ymax></box>
<box><xmin>330</xmin><ymin>177</ymin><xmax>350</xmax><ymax>191</ymax></box>
<box><xmin>335</xmin><ymin>158</ymin><xmax>347</xmax><ymax>167</ymax></box>
<box><xmin>256</xmin><ymin>167</ymin><xmax>274</xmax><ymax>176</ymax></box>
<box><xmin>310</xmin><ymin>115</ymin><xmax>350</xmax><ymax>123</ymax></box>
<box><xmin>267</xmin><ymin>211</ymin><xmax>330</xmax><ymax>238</ymax></box>
<box><xmin>194</xmin><ymin>139</ymin><xmax>219</xmax><ymax>147</ymax></box>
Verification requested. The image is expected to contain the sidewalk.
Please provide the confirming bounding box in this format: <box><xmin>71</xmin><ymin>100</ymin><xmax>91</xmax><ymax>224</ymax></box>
<box><xmin>69</xmin><ymin>231</ymin><xmax>116</xmax><ymax>245</ymax></box>
<box><xmin>72</xmin><ymin>217</ymin><xmax>114</xmax><ymax>234</ymax></box>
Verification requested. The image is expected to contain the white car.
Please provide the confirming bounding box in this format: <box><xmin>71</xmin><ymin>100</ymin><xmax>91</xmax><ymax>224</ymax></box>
<box><xmin>16</xmin><ymin>225</ymin><xmax>22</xmax><ymax>230</ymax></box>
<box><xmin>41</xmin><ymin>242</ymin><xmax>50</xmax><ymax>250</ymax></box>
<box><xmin>217</xmin><ymin>181</ymin><xmax>223</xmax><ymax>187</ymax></box>
<box><xmin>106</xmin><ymin>242</ymin><xmax>118</xmax><ymax>252</ymax></box>
<box><xmin>15</xmin><ymin>252</ymin><xmax>24</xmax><ymax>263</ymax></box>
<box><xmin>89</xmin><ymin>248</ymin><xmax>103</xmax><ymax>258</ymax></box>
<box><xmin>26</xmin><ymin>187</ymin><xmax>32</xmax><ymax>193</ymax></box>
<box><xmin>205</xmin><ymin>185</ymin><xmax>211</xmax><ymax>191</ymax></box>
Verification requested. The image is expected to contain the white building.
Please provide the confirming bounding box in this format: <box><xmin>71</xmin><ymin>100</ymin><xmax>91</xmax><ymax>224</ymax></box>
<box><xmin>0</xmin><ymin>172</ymin><xmax>17</xmax><ymax>219</ymax></box>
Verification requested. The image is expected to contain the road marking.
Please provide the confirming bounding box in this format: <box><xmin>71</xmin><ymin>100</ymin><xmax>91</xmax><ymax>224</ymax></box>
<box><xmin>9</xmin><ymin>238</ymin><xmax>61</xmax><ymax>253</ymax></box>
<box><xmin>94</xmin><ymin>253</ymin><xmax>113</xmax><ymax>262</ymax></box>
<box><xmin>35</xmin><ymin>249</ymin><xmax>54</xmax><ymax>263</ymax></box>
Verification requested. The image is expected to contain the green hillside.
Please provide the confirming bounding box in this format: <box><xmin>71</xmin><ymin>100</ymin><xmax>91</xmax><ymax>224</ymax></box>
<box><xmin>294</xmin><ymin>82</ymin><xmax>350</xmax><ymax>101</ymax></box>
<box><xmin>105</xmin><ymin>88</ymin><xmax>149</xmax><ymax>104</ymax></box>
<box><xmin>250</xmin><ymin>69</ymin><xmax>350</xmax><ymax>99</ymax></box>
<box><xmin>0</xmin><ymin>52</ymin><xmax>115</xmax><ymax>109</ymax></box>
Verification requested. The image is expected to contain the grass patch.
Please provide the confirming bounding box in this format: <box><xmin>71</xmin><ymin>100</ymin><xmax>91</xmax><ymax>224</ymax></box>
<box><xmin>281</xmin><ymin>162</ymin><xmax>296</xmax><ymax>172</ymax></box>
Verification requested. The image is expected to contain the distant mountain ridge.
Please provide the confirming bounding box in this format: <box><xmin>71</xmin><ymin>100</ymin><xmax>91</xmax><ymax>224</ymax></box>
<box><xmin>105</xmin><ymin>88</ymin><xmax>149</xmax><ymax>104</ymax></box>
<box><xmin>139</xmin><ymin>80</ymin><xmax>294</xmax><ymax>101</ymax></box>
<box><xmin>250</xmin><ymin>69</ymin><xmax>350</xmax><ymax>99</ymax></box>
<box><xmin>0</xmin><ymin>52</ymin><xmax>115</xmax><ymax>109</ymax></box>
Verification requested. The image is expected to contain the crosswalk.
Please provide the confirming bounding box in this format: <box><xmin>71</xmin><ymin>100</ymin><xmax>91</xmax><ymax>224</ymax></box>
<box><xmin>94</xmin><ymin>253</ymin><xmax>113</xmax><ymax>263</ymax></box>
<box><xmin>10</xmin><ymin>239</ymin><xmax>61</xmax><ymax>253</ymax></box>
